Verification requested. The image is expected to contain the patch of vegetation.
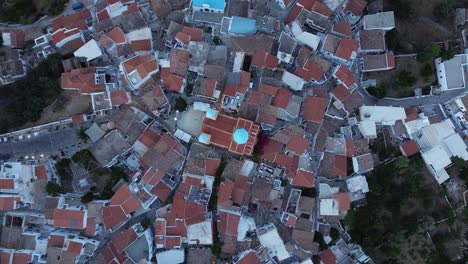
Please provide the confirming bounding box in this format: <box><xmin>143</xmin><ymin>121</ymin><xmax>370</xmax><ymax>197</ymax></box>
<box><xmin>394</xmin><ymin>0</ymin><xmax>416</xmax><ymax>18</ymax></box>
<box><xmin>313</xmin><ymin>232</ymin><xmax>328</xmax><ymax>250</ymax></box>
<box><xmin>367</xmin><ymin>86</ymin><xmax>386</xmax><ymax>99</ymax></box>
<box><xmin>80</xmin><ymin>192</ymin><xmax>96</xmax><ymax>203</ymax></box>
<box><xmin>46</xmin><ymin>182</ymin><xmax>62</xmax><ymax>196</ymax></box>
<box><xmin>395</xmin><ymin>70</ymin><xmax>417</xmax><ymax>88</ymax></box>
<box><xmin>98</xmin><ymin>166</ymin><xmax>129</xmax><ymax>200</ymax></box>
<box><xmin>417</xmin><ymin>43</ymin><xmax>441</xmax><ymax>63</ymax></box>
<box><xmin>77</xmin><ymin>127</ymin><xmax>89</xmax><ymax>143</ymax></box>
<box><xmin>185</xmin><ymin>84</ymin><xmax>193</xmax><ymax>96</ymax></box>
<box><xmin>213</xmin><ymin>36</ymin><xmax>222</xmax><ymax>45</ymax></box>
<box><xmin>344</xmin><ymin>154</ymin><xmax>455</xmax><ymax>263</ymax></box>
<box><xmin>0</xmin><ymin>54</ymin><xmax>64</xmax><ymax>133</ymax></box>
<box><xmin>0</xmin><ymin>0</ymin><xmax>67</xmax><ymax>23</ymax></box>
<box><xmin>173</xmin><ymin>97</ymin><xmax>187</xmax><ymax>112</ymax></box>
<box><xmin>56</xmin><ymin>158</ymin><xmax>72</xmax><ymax>180</ymax></box>
<box><xmin>433</xmin><ymin>1</ymin><xmax>456</xmax><ymax>21</ymax></box>
<box><xmin>301</xmin><ymin>187</ymin><xmax>317</xmax><ymax>198</ymax></box>
<box><xmin>330</xmin><ymin>227</ymin><xmax>340</xmax><ymax>241</ymax></box>
<box><xmin>140</xmin><ymin>217</ymin><xmax>151</xmax><ymax>229</ymax></box>
<box><xmin>385</xmin><ymin>29</ymin><xmax>403</xmax><ymax>52</ymax></box>
<box><xmin>420</xmin><ymin>64</ymin><xmax>434</xmax><ymax>81</ymax></box>
<box><xmin>208</xmin><ymin>158</ymin><xmax>226</xmax><ymax>257</ymax></box>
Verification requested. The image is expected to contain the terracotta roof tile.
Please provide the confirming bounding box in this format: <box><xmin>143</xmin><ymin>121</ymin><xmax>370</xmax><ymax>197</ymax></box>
<box><xmin>109</xmin><ymin>184</ymin><xmax>142</xmax><ymax>214</ymax></box>
<box><xmin>35</xmin><ymin>165</ymin><xmax>47</xmax><ymax>180</ymax></box>
<box><xmin>107</xmin><ymin>27</ymin><xmax>126</xmax><ymax>44</ymax></box>
<box><xmin>103</xmin><ymin>205</ymin><xmax>127</xmax><ymax>230</ymax></box>
<box><xmin>292</xmin><ymin>170</ymin><xmax>315</xmax><ymax>187</ymax></box>
<box><xmin>68</xmin><ymin>241</ymin><xmax>83</xmax><ymax>254</ymax></box>
<box><xmin>2</xmin><ymin>29</ymin><xmax>25</xmax><ymax>48</ymax></box>
<box><xmin>333</xmin><ymin>155</ymin><xmax>348</xmax><ymax>177</ymax></box>
<box><xmin>0</xmin><ymin>179</ymin><xmax>15</xmax><ymax>189</ymax></box>
<box><xmin>237</xmin><ymin>251</ymin><xmax>261</xmax><ymax>264</ymax></box>
<box><xmin>0</xmin><ymin>196</ymin><xmax>20</xmax><ymax>210</ymax></box>
<box><xmin>53</xmin><ymin>209</ymin><xmax>86</xmax><ymax>229</ymax></box>
<box><xmin>320</xmin><ymin>249</ymin><xmax>337</xmax><ymax>264</ymax></box>
<box><xmin>48</xmin><ymin>234</ymin><xmax>65</xmax><ymax>247</ymax></box>
<box><xmin>344</xmin><ymin>0</ymin><xmax>367</xmax><ymax>16</ymax></box>
<box><xmin>206</xmin><ymin>158</ymin><xmax>221</xmax><ymax>176</ymax></box>
<box><xmin>110</xmin><ymin>91</ymin><xmax>130</xmax><ymax>106</ymax></box>
<box><xmin>52</xmin><ymin>8</ymin><xmax>91</xmax><ymax>31</ymax></box>
<box><xmin>333</xmin><ymin>22</ymin><xmax>353</xmax><ymax>37</ymax></box>
<box><xmin>285</xmin><ymin>4</ymin><xmax>304</xmax><ymax>24</ymax></box>
<box><xmin>334</xmin><ymin>192</ymin><xmax>351</xmax><ymax>210</ymax></box>
<box><xmin>181</xmin><ymin>26</ymin><xmax>203</xmax><ymax>42</ymax></box>
<box><xmin>400</xmin><ymin>140</ymin><xmax>420</xmax><ymax>157</ymax></box>
<box><xmin>335</xmin><ymin>39</ymin><xmax>359</xmax><ymax>61</ymax></box>
<box><xmin>131</xmin><ymin>39</ymin><xmax>152</xmax><ymax>52</ymax></box>
<box><xmin>303</xmin><ymin>96</ymin><xmax>327</xmax><ymax>123</ymax></box>
<box><xmin>334</xmin><ymin>65</ymin><xmax>357</xmax><ymax>88</ymax></box>
<box><xmin>286</xmin><ymin>135</ymin><xmax>309</xmax><ymax>155</ymax></box>
<box><xmin>12</xmin><ymin>252</ymin><xmax>32</xmax><ymax>264</ymax></box>
<box><xmin>151</xmin><ymin>182</ymin><xmax>172</xmax><ymax>202</ymax></box>
<box><xmin>331</xmin><ymin>84</ymin><xmax>351</xmax><ymax>102</ymax></box>
<box><xmin>72</xmin><ymin>114</ymin><xmax>86</xmax><ymax>124</ymax></box>
<box><xmin>251</xmin><ymin>50</ymin><xmax>279</xmax><ymax>68</ymax></box>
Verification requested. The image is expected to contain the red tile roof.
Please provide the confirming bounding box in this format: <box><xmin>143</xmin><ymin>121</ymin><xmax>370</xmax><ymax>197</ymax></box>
<box><xmin>251</xmin><ymin>50</ymin><xmax>279</xmax><ymax>68</ymax></box>
<box><xmin>181</xmin><ymin>26</ymin><xmax>203</xmax><ymax>42</ymax></box>
<box><xmin>344</xmin><ymin>0</ymin><xmax>367</xmax><ymax>16</ymax></box>
<box><xmin>138</xmin><ymin>128</ymin><xmax>161</xmax><ymax>148</ymax></box>
<box><xmin>110</xmin><ymin>91</ymin><xmax>130</xmax><ymax>106</ymax></box>
<box><xmin>333</xmin><ymin>22</ymin><xmax>353</xmax><ymax>37</ymax></box>
<box><xmin>48</xmin><ymin>234</ymin><xmax>65</xmax><ymax>247</ymax></box>
<box><xmin>405</xmin><ymin>107</ymin><xmax>419</xmax><ymax>122</ymax></box>
<box><xmin>285</xmin><ymin>4</ymin><xmax>303</xmax><ymax>24</ymax></box>
<box><xmin>0</xmin><ymin>196</ymin><xmax>20</xmax><ymax>210</ymax></box>
<box><xmin>335</xmin><ymin>39</ymin><xmax>359</xmax><ymax>61</ymax></box>
<box><xmin>72</xmin><ymin>114</ymin><xmax>86</xmax><ymax>124</ymax></box>
<box><xmin>52</xmin><ymin>8</ymin><xmax>91</xmax><ymax>32</ymax></box>
<box><xmin>232</xmin><ymin>175</ymin><xmax>248</xmax><ymax>205</ymax></box>
<box><xmin>218</xmin><ymin>180</ymin><xmax>234</xmax><ymax>208</ymax></box>
<box><xmin>218</xmin><ymin>210</ymin><xmax>240</xmax><ymax>236</ymax></box>
<box><xmin>109</xmin><ymin>184</ymin><xmax>142</xmax><ymax>214</ymax></box>
<box><xmin>111</xmin><ymin>227</ymin><xmax>138</xmax><ymax>255</ymax></box>
<box><xmin>272</xmin><ymin>89</ymin><xmax>292</xmax><ymax>110</ymax></box>
<box><xmin>35</xmin><ymin>165</ymin><xmax>47</xmax><ymax>180</ymax></box>
<box><xmin>287</xmin><ymin>214</ymin><xmax>297</xmax><ymax>227</ymax></box>
<box><xmin>333</xmin><ymin>155</ymin><xmax>348</xmax><ymax>177</ymax></box>
<box><xmin>61</xmin><ymin>67</ymin><xmax>105</xmax><ymax>94</ymax></box>
<box><xmin>303</xmin><ymin>96</ymin><xmax>327</xmax><ymax>123</ymax></box>
<box><xmin>259</xmin><ymin>84</ymin><xmax>279</xmax><ymax>96</ymax></box>
<box><xmin>201</xmin><ymin>113</ymin><xmax>260</xmax><ymax>156</ymax></box>
<box><xmin>400</xmin><ymin>140</ymin><xmax>420</xmax><ymax>157</ymax></box>
<box><xmin>0</xmin><ymin>179</ymin><xmax>15</xmax><ymax>189</ymax></box>
<box><xmin>311</xmin><ymin>1</ymin><xmax>333</xmax><ymax>17</ymax></box>
<box><xmin>206</xmin><ymin>158</ymin><xmax>221</xmax><ymax>176</ymax></box>
<box><xmin>0</xmin><ymin>251</ymin><xmax>12</xmax><ymax>264</ymax></box>
<box><xmin>142</xmin><ymin>167</ymin><xmax>165</xmax><ymax>186</ymax></box>
<box><xmin>331</xmin><ymin>84</ymin><xmax>351</xmax><ymax>102</ymax></box>
<box><xmin>320</xmin><ymin>249</ymin><xmax>337</xmax><ymax>264</ymax></box>
<box><xmin>12</xmin><ymin>252</ymin><xmax>32</xmax><ymax>264</ymax></box>
<box><xmin>164</xmin><ymin>236</ymin><xmax>182</xmax><ymax>248</ymax></box>
<box><xmin>292</xmin><ymin>169</ymin><xmax>315</xmax><ymax>188</ymax></box>
<box><xmin>297</xmin><ymin>0</ymin><xmax>316</xmax><ymax>10</ymax></box>
<box><xmin>346</xmin><ymin>139</ymin><xmax>355</xmax><ymax>157</ymax></box>
<box><xmin>151</xmin><ymin>182</ymin><xmax>172</xmax><ymax>202</ymax></box>
<box><xmin>387</xmin><ymin>52</ymin><xmax>395</xmax><ymax>68</ymax></box>
<box><xmin>97</xmin><ymin>8</ymin><xmax>110</xmax><ymax>22</ymax></box>
<box><xmin>131</xmin><ymin>39</ymin><xmax>152</xmax><ymax>52</ymax></box>
<box><xmin>286</xmin><ymin>135</ymin><xmax>309</xmax><ymax>155</ymax></box>
<box><xmin>68</xmin><ymin>241</ymin><xmax>83</xmax><ymax>254</ymax></box>
<box><xmin>107</xmin><ymin>27</ymin><xmax>126</xmax><ymax>44</ymax></box>
<box><xmin>334</xmin><ymin>65</ymin><xmax>357</xmax><ymax>88</ymax></box>
<box><xmin>334</xmin><ymin>192</ymin><xmax>351</xmax><ymax>211</ymax></box>
<box><xmin>103</xmin><ymin>206</ymin><xmax>127</xmax><ymax>230</ymax></box>
<box><xmin>85</xmin><ymin>217</ymin><xmax>97</xmax><ymax>236</ymax></box>
<box><xmin>175</xmin><ymin>32</ymin><xmax>190</xmax><ymax>45</ymax></box>
<box><xmin>2</xmin><ymin>29</ymin><xmax>25</xmax><ymax>48</ymax></box>
<box><xmin>237</xmin><ymin>251</ymin><xmax>261</xmax><ymax>264</ymax></box>
<box><xmin>170</xmin><ymin>49</ymin><xmax>190</xmax><ymax>77</ymax></box>
<box><xmin>53</xmin><ymin>209</ymin><xmax>86</xmax><ymax>229</ymax></box>
<box><xmin>172</xmin><ymin>193</ymin><xmax>206</xmax><ymax>225</ymax></box>
<box><xmin>51</xmin><ymin>28</ymin><xmax>82</xmax><ymax>46</ymax></box>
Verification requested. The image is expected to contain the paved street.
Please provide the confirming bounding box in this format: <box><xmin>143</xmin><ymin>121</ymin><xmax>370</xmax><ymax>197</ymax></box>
<box><xmin>0</xmin><ymin>126</ymin><xmax>81</xmax><ymax>160</ymax></box>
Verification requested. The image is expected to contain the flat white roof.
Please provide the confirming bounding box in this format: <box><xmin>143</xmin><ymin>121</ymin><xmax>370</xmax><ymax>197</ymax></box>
<box><xmin>258</xmin><ymin>226</ymin><xmax>290</xmax><ymax>261</ymax></box>
<box><xmin>290</xmin><ymin>21</ymin><xmax>320</xmax><ymax>50</ymax></box>
<box><xmin>282</xmin><ymin>71</ymin><xmax>305</xmax><ymax>91</ymax></box>
<box><xmin>443</xmin><ymin>133</ymin><xmax>468</xmax><ymax>160</ymax></box>
<box><xmin>320</xmin><ymin>198</ymin><xmax>339</xmax><ymax>216</ymax></box>
<box><xmin>363</xmin><ymin>11</ymin><xmax>395</xmax><ymax>30</ymax></box>
<box><xmin>319</xmin><ymin>183</ymin><xmax>333</xmax><ymax>198</ymax></box>
<box><xmin>358</xmin><ymin>120</ymin><xmax>377</xmax><ymax>138</ymax></box>
<box><xmin>415</xmin><ymin>119</ymin><xmax>455</xmax><ymax>150</ymax></box>
<box><xmin>434</xmin><ymin>168</ymin><xmax>450</xmax><ymax>184</ymax></box>
<box><xmin>422</xmin><ymin>145</ymin><xmax>452</xmax><ymax>173</ymax></box>
<box><xmin>174</xmin><ymin>129</ymin><xmax>192</xmax><ymax>143</ymax></box>
<box><xmin>187</xmin><ymin>220</ymin><xmax>213</xmax><ymax>245</ymax></box>
<box><xmin>435</xmin><ymin>54</ymin><xmax>468</xmax><ymax>91</ymax></box>
<box><xmin>73</xmin><ymin>39</ymin><xmax>103</xmax><ymax>62</ymax></box>
<box><xmin>346</xmin><ymin>175</ymin><xmax>369</xmax><ymax>193</ymax></box>
<box><xmin>360</xmin><ymin>106</ymin><xmax>406</xmax><ymax>125</ymax></box>
<box><xmin>126</xmin><ymin>27</ymin><xmax>152</xmax><ymax>41</ymax></box>
<box><xmin>2</xmin><ymin>32</ymin><xmax>12</xmax><ymax>46</ymax></box>
<box><xmin>156</xmin><ymin>249</ymin><xmax>185</xmax><ymax>264</ymax></box>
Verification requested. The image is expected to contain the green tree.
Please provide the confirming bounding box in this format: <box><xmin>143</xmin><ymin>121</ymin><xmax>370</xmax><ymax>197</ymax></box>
<box><xmin>174</xmin><ymin>97</ymin><xmax>187</xmax><ymax>112</ymax></box>
<box><xmin>367</xmin><ymin>86</ymin><xmax>386</xmax><ymax>99</ymax></box>
<box><xmin>80</xmin><ymin>192</ymin><xmax>95</xmax><ymax>203</ymax></box>
<box><xmin>330</xmin><ymin>227</ymin><xmax>340</xmax><ymax>241</ymax></box>
<box><xmin>56</xmin><ymin>159</ymin><xmax>72</xmax><ymax>180</ymax></box>
<box><xmin>441</xmin><ymin>48</ymin><xmax>456</xmax><ymax>61</ymax></box>
<box><xmin>386</xmin><ymin>29</ymin><xmax>402</xmax><ymax>51</ymax></box>
<box><xmin>431</xmin><ymin>43</ymin><xmax>442</xmax><ymax>57</ymax></box>
<box><xmin>46</xmin><ymin>182</ymin><xmax>62</xmax><ymax>196</ymax></box>
<box><xmin>213</xmin><ymin>36</ymin><xmax>222</xmax><ymax>45</ymax></box>
<box><xmin>433</xmin><ymin>1</ymin><xmax>455</xmax><ymax>20</ymax></box>
<box><xmin>396</xmin><ymin>70</ymin><xmax>417</xmax><ymax>87</ymax></box>
<box><xmin>394</xmin><ymin>0</ymin><xmax>416</xmax><ymax>18</ymax></box>
<box><xmin>77</xmin><ymin>126</ymin><xmax>89</xmax><ymax>143</ymax></box>
<box><xmin>420</xmin><ymin>64</ymin><xmax>434</xmax><ymax>79</ymax></box>
<box><xmin>140</xmin><ymin>217</ymin><xmax>151</xmax><ymax>229</ymax></box>
<box><xmin>394</xmin><ymin>156</ymin><xmax>410</xmax><ymax>170</ymax></box>
<box><xmin>451</xmin><ymin>156</ymin><xmax>466</xmax><ymax>167</ymax></box>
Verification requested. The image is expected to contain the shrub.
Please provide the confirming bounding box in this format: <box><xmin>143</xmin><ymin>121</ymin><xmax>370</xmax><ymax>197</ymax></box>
<box><xmin>420</xmin><ymin>64</ymin><xmax>434</xmax><ymax>79</ymax></box>
<box><xmin>433</xmin><ymin>1</ymin><xmax>455</xmax><ymax>20</ymax></box>
<box><xmin>386</xmin><ymin>29</ymin><xmax>402</xmax><ymax>51</ymax></box>
<box><xmin>394</xmin><ymin>0</ymin><xmax>416</xmax><ymax>18</ymax></box>
<box><xmin>396</xmin><ymin>70</ymin><xmax>417</xmax><ymax>88</ymax></box>
<box><xmin>46</xmin><ymin>182</ymin><xmax>62</xmax><ymax>196</ymax></box>
<box><xmin>56</xmin><ymin>159</ymin><xmax>72</xmax><ymax>180</ymax></box>
<box><xmin>174</xmin><ymin>97</ymin><xmax>187</xmax><ymax>112</ymax></box>
<box><xmin>367</xmin><ymin>86</ymin><xmax>386</xmax><ymax>99</ymax></box>
<box><xmin>80</xmin><ymin>192</ymin><xmax>95</xmax><ymax>204</ymax></box>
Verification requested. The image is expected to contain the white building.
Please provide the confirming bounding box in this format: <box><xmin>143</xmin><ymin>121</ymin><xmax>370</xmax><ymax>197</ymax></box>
<box><xmin>257</xmin><ymin>224</ymin><xmax>291</xmax><ymax>262</ymax></box>
<box><xmin>435</xmin><ymin>54</ymin><xmax>468</xmax><ymax>91</ymax></box>
<box><xmin>73</xmin><ymin>39</ymin><xmax>103</xmax><ymax>62</ymax></box>
<box><xmin>363</xmin><ymin>11</ymin><xmax>395</xmax><ymax>31</ymax></box>
<box><xmin>192</xmin><ymin>0</ymin><xmax>225</xmax><ymax>13</ymax></box>
<box><xmin>358</xmin><ymin>106</ymin><xmax>407</xmax><ymax>138</ymax></box>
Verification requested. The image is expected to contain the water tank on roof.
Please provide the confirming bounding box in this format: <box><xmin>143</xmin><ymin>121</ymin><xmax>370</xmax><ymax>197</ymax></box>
<box><xmin>72</xmin><ymin>2</ymin><xmax>84</xmax><ymax>10</ymax></box>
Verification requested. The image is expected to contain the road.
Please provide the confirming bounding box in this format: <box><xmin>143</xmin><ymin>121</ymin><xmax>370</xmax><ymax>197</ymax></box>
<box><xmin>375</xmin><ymin>88</ymin><xmax>468</xmax><ymax>107</ymax></box>
<box><xmin>0</xmin><ymin>125</ymin><xmax>81</xmax><ymax>160</ymax></box>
